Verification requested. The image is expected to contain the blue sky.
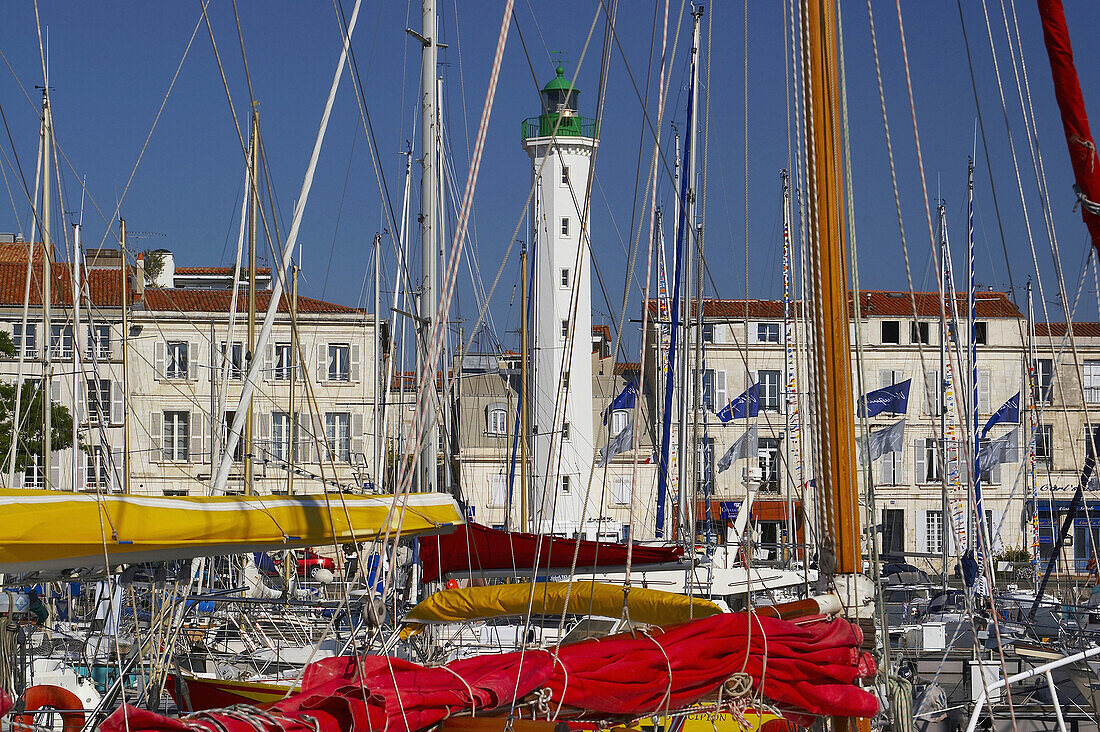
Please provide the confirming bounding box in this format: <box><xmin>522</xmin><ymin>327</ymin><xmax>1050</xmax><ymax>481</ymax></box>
<box><xmin>1</xmin><ymin>2</ymin><xmax>1099</xmax><ymax>358</ymax></box>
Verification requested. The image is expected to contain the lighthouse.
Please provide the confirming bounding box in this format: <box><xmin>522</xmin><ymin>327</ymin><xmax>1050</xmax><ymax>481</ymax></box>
<box><xmin>522</xmin><ymin>67</ymin><xmax>598</xmax><ymax>537</ymax></box>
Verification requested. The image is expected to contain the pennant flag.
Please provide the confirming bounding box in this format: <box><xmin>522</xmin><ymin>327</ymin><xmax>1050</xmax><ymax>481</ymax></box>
<box><xmin>602</xmin><ymin>381</ymin><xmax>638</xmax><ymax>425</ymax></box>
<box><xmin>717</xmin><ymin>425</ymin><xmax>759</xmax><ymax>473</ymax></box>
<box><xmin>977</xmin><ymin>428</ymin><xmax>1019</xmax><ymax>473</ymax></box>
<box><xmin>856</xmin><ymin>379</ymin><xmax>911</xmax><ymax>418</ymax></box>
<box><xmin>716</xmin><ymin>383</ymin><xmax>760</xmax><ymax>423</ymax></box>
<box><xmin>982</xmin><ymin>392</ymin><xmax>1020</xmax><ymax>437</ymax></box>
<box><xmin>598</xmin><ymin>422</ymin><xmax>633</xmax><ymax>466</ymax></box>
<box><xmin>862</xmin><ymin>419</ymin><xmax>906</xmax><ymax>462</ymax></box>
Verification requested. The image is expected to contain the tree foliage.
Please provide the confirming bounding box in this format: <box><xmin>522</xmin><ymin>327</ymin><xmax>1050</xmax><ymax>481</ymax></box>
<box><xmin>0</xmin><ymin>379</ymin><xmax>79</xmax><ymax>473</ymax></box>
<box><xmin>142</xmin><ymin>249</ymin><xmax>166</xmax><ymax>287</ymax></box>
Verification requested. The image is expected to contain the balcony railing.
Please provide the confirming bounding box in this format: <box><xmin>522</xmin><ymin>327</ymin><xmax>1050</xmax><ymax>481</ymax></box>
<box><xmin>522</xmin><ymin>115</ymin><xmax>598</xmax><ymax>141</ymax></box>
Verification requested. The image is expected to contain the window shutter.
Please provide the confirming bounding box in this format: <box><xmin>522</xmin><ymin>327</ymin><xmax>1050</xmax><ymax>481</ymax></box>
<box><xmin>716</xmin><ymin>370</ymin><xmax>727</xmax><ymax>410</ymax></box>
<box><xmin>880</xmin><ymin>370</ymin><xmax>893</xmax><ymax>389</ymax></box>
<box><xmin>199</xmin><ymin>413</ymin><xmax>209</xmax><ymax>467</ymax></box>
<box><xmin>613</xmin><ymin>476</ymin><xmax>631</xmax><ymax>505</ymax></box>
<box><xmin>350</xmin><ymin>344</ymin><xmax>361</xmax><ymax>383</ymax></box>
<box><xmin>190</xmin><ymin>411</ymin><xmax>202</xmax><ymax>463</ymax></box>
<box><xmin>265</xmin><ymin>343</ymin><xmax>275</xmax><ymax>382</ymax></box>
<box><xmin>154</xmin><ymin>341</ymin><xmax>165</xmax><ymax>380</ymax></box>
<box><xmin>978</xmin><ymin>369</ymin><xmax>991</xmax><ymax>414</ymax></box>
<box><xmin>490</xmin><ymin>476</ymin><xmax>506</xmax><ymax>508</ymax></box>
<box><xmin>110</xmin><ymin>380</ymin><xmax>124</xmax><ymax>425</ymax></box>
<box><xmin>916</xmin><ymin>509</ymin><xmax>928</xmax><ymax>553</ymax></box>
<box><xmin>110</xmin><ymin>447</ymin><xmax>123</xmax><ymax>492</ymax></box>
<box><xmin>257</xmin><ymin>414</ymin><xmax>270</xmax><ymax>463</ymax></box>
<box><xmin>75</xmin><ymin>377</ymin><xmax>85</xmax><ymax>424</ymax></box>
<box><xmin>712</xmin><ymin>324</ymin><xmax>724</xmax><ymax>344</ymax></box>
<box><xmin>49</xmin><ymin>447</ymin><xmax>61</xmax><ymax>488</ymax></box>
<box><xmin>189</xmin><ymin>342</ymin><xmax>199</xmax><ymax>380</ymax></box>
<box><xmin>151</xmin><ymin>412</ymin><xmax>163</xmax><ymax>463</ymax></box>
<box><xmin>913</xmin><ymin>440</ymin><xmax>925</xmax><ymax>484</ymax></box>
<box><xmin>316</xmin><ymin>344</ymin><xmax>327</xmax><ymax>383</ymax></box>
<box><xmin>351</xmin><ymin>412</ymin><xmax>364</xmax><ymax>458</ymax></box>
<box><xmin>299</xmin><ymin>425</ymin><xmax>314</xmax><ymax>463</ymax></box>
<box><xmin>50</xmin><ymin>379</ymin><xmax>61</xmax><ymax>404</ymax></box>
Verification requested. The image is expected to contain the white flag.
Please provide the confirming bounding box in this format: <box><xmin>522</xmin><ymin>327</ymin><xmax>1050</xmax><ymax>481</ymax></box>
<box><xmin>977</xmin><ymin>428</ymin><xmax>1018</xmax><ymax>473</ymax></box>
<box><xmin>717</xmin><ymin>425</ymin><xmax>759</xmax><ymax>473</ymax></box>
<box><xmin>864</xmin><ymin>419</ymin><xmax>906</xmax><ymax>462</ymax></box>
<box><xmin>598</xmin><ymin>422</ymin><xmax>633</xmax><ymax>466</ymax></box>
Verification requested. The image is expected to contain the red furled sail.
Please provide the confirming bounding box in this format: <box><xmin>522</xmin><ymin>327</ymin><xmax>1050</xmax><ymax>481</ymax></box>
<box><xmin>102</xmin><ymin>613</ymin><xmax>877</xmax><ymax>732</ymax></box>
<box><xmin>418</xmin><ymin>522</ymin><xmax>685</xmax><ymax>582</ymax></box>
<box><xmin>1037</xmin><ymin>0</ymin><xmax>1100</xmax><ymax>253</ymax></box>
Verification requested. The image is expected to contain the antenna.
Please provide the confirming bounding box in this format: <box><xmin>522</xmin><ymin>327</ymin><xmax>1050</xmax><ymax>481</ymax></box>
<box><xmin>551</xmin><ymin>50</ymin><xmax>569</xmax><ymax>70</ymax></box>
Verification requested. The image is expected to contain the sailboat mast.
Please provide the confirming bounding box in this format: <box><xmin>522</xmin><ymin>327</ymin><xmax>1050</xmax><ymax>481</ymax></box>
<box><xmin>373</xmin><ymin>233</ymin><xmax>382</xmax><ymax>492</ymax></box>
<box><xmin>520</xmin><ymin>242</ymin><xmax>530</xmax><ymax>532</ymax></box>
<box><xmin>675</xmin><ymin>6</ymin><xmax>703</xmax><ymax>544</ymax></box>
<box><xmin>245</xmin><ymin>110</ymin><xmax>259</xmax><ymax>495</ymax></box>
<box><xmin>938</xmin><ymin>204</ymin><xmax>950</xmax><ymax>589</ymax></box>
<box><xmin>417</xmin><ymin>0</ymin><xmax>440</xmax><ymax>493</ymax></box>
<box><xmin>781</xmin><ymin>169</ymin><xmax>795</xmax><ymax>565</ymax></box>
<box><xmin>798</xmin><ymin>0</ymin><xmax>862</xmax><ymax>599</ymax></box>
<box><xmin>41</xmin><ymin>88</ymin><xmax>52</xmax><ymax>488</ymax></box>
<box><xmin>120</xmin><ymin>219</ymin><xmax>131</xmax><ymax>495</ymax></box>
<box><xmin>288</xmin><ymin>265</ymin><xmax>299</xmax><ymax>496</ymax></box>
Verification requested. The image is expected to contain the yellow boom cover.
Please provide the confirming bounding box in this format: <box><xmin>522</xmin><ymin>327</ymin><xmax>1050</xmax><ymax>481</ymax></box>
<box><xmin>402</xmin><ymin>581</ymin><xmax>722</xmax><ymax>636</ymax></box>
<box><xmin>0</xmin><ymin>489</ymin><xmax>463</xmax><ymax>573</ymax></box>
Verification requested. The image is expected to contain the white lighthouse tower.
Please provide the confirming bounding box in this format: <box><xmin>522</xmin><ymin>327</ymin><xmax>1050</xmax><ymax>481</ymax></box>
<box><xmin>523</xmin><ymin>67</ymin><xmax>598</xmax><ymax>537</ymax></box>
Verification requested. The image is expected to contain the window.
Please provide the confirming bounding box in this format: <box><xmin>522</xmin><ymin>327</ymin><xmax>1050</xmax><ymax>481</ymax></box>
<box><xmin>974</xmin><ymin>322</ymin><xmax>988</xmax><ymax>345</ymax></box>
<box><xmin>910</xmin><ymin>321</ymin><xmax>931</xmax><ymax>345</ymax></box>
<box><xmin>611</xmin><ymin>410</ymin><xmax>630</xmax><ymax>436</ymax></box>
<box><xmin>85</xmin><ymin>446</ymin><xmax>111</xmax><ymax>489</ymax></box>
<box><xmin>758</xmin><ymin>437</ymin><xmax>779</xmax><ymax>492</ymax></box>
<box><xmin>915</xmin><ymin>438</ymin><xmax>941</xmax><ymax>483</ymax></box>
<box><xmin>561</xmin><ymin>166</ymin><xmax>569</xmax><ymax>185</ymax></box>
<box><xmin>880</xmin><ymin>449</ymin><xmax>903</xmax><ymax>485</ymax></box>
<box><xmin>1084</xmin><ymin>362</ymin><xmax>1100</xmax><ymax>405</ymax></box>
<box><xmin>166</xmin><ymin>341</ymin><xmax>189</xmax><ymax>379</ymax></box>
<box><xmin>50</xmin><ymin>324</ymin><xmax>73</xmax><ymax>358</ymax></box>
<box><xmin>88</xmin><ymin>324</ymin><xmax>111</xmax><ymax>360</ymax></box>
<box><xmin>487</xmin><ymin>407</ymin><xmax>508</xmax><ymax>435</ymax></box>
<box><xmin>221</xmin><ymin>341</ymin><xmax>244</xmax><ymax>379</ymax></box>
<box><xmin>328</xmin><ymin>344</ymin><xmax>351</xmax><ymax>382</ymax></box>
<box><xmin>698</xmin><ymin>369</ymin><xmax>727</xmax><ymax>411</ymax></box>
<box><xmin>758</xmin><ymin>370</ymin><xmax>781</xmax><ymax>412</ymax></box>
<box><xmin>612</xmin><ymin>476</ymin><xmax>631</xmax><ymax>506</ymax></box>
<box><xmin>561</xmin><ymin>319</ymin><xmax>569</xmax><ymax>340</ymax></box>
<box><xmin>87</xmin><ymin>378</ymin><xmax>111</xmax><ymax>423</ymax></box>
<box><xmin>223</xmin><ymin>412</ymin><xmax>243</xmax><ymax>461</ymax></box>
<box><xmin>560</xmin><ymin>268</ymin><xmax>571</xmax><ymax>288</ymax></box>
<box><xmin>924</xmin><ymin>369</ymin><xmax>942</xmax><ymax>415</ymax></box>
<box><xmin>563</xmin><ymin>371</ymin><xmax>570</xmax><ymax>389</ymax></box>
<box><xmin>882</xmin><ymin>509</ymin><xmax>905</xmax><ymax>554</ymax></box>
<box><xmin>561</xmin><ymin>475</ymin><xmax>571</xmax><ymax>494</ymax></box>
<box><xmin>274</xmin><ymin>343</ymin><xmax>295</xmax><ymax>380</ymax></box>
<box><xmin>757</xmin><ymin>322</ymin><xmax>780</xmax><ymax>343</ymax></box>
<box><xmin>271</xmin><ymin>412</ymin><xmax>290</xmax><ymax>463</ymax></box>
<box><xmin>562</xmin><ymin>421</ymin><xmax>571</xmax><ymax>441</ymax></box>
<box><xmin>881</xmin><ymin>320</ymin><xmax>900</xmax><ymax>345</ymax></box>
<box><xmin>489</xmin><ymin>475</ymin><xmax>507</xmax><ymax>508</ymax></box>
<box><xmin>924</xmin><ymin>510</ymin><xmax>944</xmax><ymax>555</ymax></box>
<box><xmin>13</xmin><ymin>322</ymin><xmax>36</xmax><ymax>358</ymax></box>
<box><xmin>1035</xmin><ymin>424</ymin><xmax>1053</xmax><ymax>467</ymax></box>
<box><xmin>23</xmin><ymin>456</ymin><xmax>44</xmax><ymax>488</ymax></box>
<box><xmin>163</xmin><ymin>411</ymin><xmax>190</xmax><ymax>461</ymax></box>
<box><xmin>977</xmin><ymin>437</ymin><xmax>1001</xmax><ymax>484</ymax></box>
<box><xmin>702</xmin><ymin>323</ymin><xmax>714</xmax><ymax>343</ymax></box>
<box><xmin>560</xmin><ymin>217</ymin><xmax>570</xmax><ymax>236</ymax></box>
<box><xmin>1032</xmin><ymin>359</ymin><xmax>1053</xmax><ymax>405</ymax></box>
<box><xmin>325</xmin><ymin>412</ymin><xmax>351</xmax><ymax>462</ymax></box>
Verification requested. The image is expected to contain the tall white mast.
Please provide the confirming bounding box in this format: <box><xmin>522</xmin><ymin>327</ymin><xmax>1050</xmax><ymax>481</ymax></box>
<box><xmin>41</xmin><ymin>87</ymin><xmax>53</xmax><ymax>488</ymax></box>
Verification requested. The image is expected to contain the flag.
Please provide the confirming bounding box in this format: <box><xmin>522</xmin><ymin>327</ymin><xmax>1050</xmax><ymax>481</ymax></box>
<box><xmin>717</xmin><ymin>425</ymin><xmax>758</xmax><ymax>473</ymax></box>
<box><xmin>976</xmin><ymin>428</ymin><xmax>1019</xmax><ymax>473</ymax></box>
<box><xmin>716</xmin><ymin>383</ymin><xmax>759</xmax><ymax>423</ymax></box>
<box><xmin>597</xmin><ymin>422</ymin><xmax>633</xmax><ymax>466</ymax></box>
<box><xmin>862</xmin><ymin>419</ymin><xmax>906</xmax><ymax>462</ymax></box>
<box><xmin>602</xmin><ymin>381</ymin><xmax>638</xmax><ymax>424</ymax></box>
<box><xmin>856</xmin><ymin>379</ymin><xmax>911</xmax><ymax>418</ymax></box>
<box><xmin>981</xmin><ymin>392</ymin><xmax>1020</xmax><ymax>437</ymax></box>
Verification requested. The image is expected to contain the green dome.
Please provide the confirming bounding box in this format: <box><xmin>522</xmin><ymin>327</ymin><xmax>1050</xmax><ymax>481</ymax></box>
<box><xmin>542</xmin><ymin>66</ymin><xmax>577</xmax><ymax>94</ymax></box>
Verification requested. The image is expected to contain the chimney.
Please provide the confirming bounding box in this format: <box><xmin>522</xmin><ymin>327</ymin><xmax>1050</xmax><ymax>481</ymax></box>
<box><xmin>135</xmin><ymin>252</ymin><xmax>146</xmax><ymax>303</ymax></box>
<box><xmin>153</xmin><ymin>249</ymin><xmax>175</xmax><ymax>288</ymax></box>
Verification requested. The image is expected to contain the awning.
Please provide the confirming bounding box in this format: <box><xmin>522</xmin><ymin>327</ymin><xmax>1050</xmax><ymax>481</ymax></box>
<box><xmin>418</xmin><ymin>522</ymin><xmax>685</xmax><ymax>582</ymax></box>
<box><xmin>0</xmin><ymin>489</ymin><xmax>463</xmax><ymax>574</ymax></box>
<box><xmin>401</xmin><ymin>581</ymin><xmax>722</xmax><ymax>636</ymax></box>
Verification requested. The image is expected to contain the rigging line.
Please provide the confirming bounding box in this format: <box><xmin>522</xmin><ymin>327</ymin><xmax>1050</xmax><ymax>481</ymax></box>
<box><xmin>229</xmin><ymin>0</ymin><xmax>257</xmax><ymax>107</ymax></box>
<box><xmin>320</xmin><ymin>128</ymin><xmax>359</xmax><ymax>300</ymax></box>
<box><xmin>0</xmin><ymin>145</ymin><xmax>23</xmax><ymax>229</ymax></box>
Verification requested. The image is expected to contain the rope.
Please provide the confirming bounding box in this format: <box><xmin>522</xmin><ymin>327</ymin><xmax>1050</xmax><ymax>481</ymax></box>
<box><xmin>1073</xmin><ymin>183</ymin><xmax>1100</xmax><ymax>216</ymax></box>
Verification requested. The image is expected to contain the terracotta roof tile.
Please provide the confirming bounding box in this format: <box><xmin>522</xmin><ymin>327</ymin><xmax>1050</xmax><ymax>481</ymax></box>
<box><xmin>1035</xmin><ymin>322</ymin><xmax>1100</xmax><ymax>338</ymax></box>
<box><xmin>646</xmin><ymin>291</ymin><xmax>1022</xmax><ymax>319</ymax></box>
<box><xmin>0</xmin><ymin>242</ymin><xmax>51</xmax><ymax>263</ymax></box>
<box><xmin>175</xmin><ymin>266</ymin><xmax>272</xmax><ymax>275</ymax></box>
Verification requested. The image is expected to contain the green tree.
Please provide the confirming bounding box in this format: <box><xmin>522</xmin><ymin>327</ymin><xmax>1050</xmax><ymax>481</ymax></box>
<box><xmin>0</xmin><ymin>329</ymin><xmax>80</xmax><ymax>473</ymax></box>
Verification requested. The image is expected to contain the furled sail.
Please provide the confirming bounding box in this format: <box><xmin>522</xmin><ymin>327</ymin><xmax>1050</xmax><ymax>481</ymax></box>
<box><xmin>418</xmin><ymin>522</ymin><xmax>685</xmax><ymax>582</ymax></box>
<box><xmin>400</xmin><ymin>581</ymin><xmax>722</xmax><ymax>636</ymax></box>
<box><xmin>0</xmin><ymin>489</ymin><xmax>463</xmax><ymax>574</ymax></box>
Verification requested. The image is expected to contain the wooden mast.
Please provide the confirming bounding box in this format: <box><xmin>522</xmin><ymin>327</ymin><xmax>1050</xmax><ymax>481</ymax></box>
<box><xmin>800</xmin><ymin>1</ymin><xmax>866</xmax><ymax>728</ymax></box>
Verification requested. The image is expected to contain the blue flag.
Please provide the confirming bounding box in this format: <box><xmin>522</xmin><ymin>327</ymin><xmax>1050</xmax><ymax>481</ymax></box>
<box><xmin>857</xmin><ymin>379</ymin><xmax>911</xmax><ymax>418</ymax></box>
<box><xmin>716</xmin><ymin>383</ymin><xmax>760</xmax><ymax>423</ymax></box>
<box><xmin>981</xmin><ymin>392</ymin><xmax>1020</xmax><ymax>437</ymax></box>
<box><xmin>602</xmin><ymin>381</ymin><xmax>638</xmax><ymax>424</ymax></box>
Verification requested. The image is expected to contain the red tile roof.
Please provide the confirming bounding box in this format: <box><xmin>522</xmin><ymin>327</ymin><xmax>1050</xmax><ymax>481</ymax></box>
<box><xmin>1035</xmin><ymin>322</ymin><xmax>1100</xmax><ymax>338</ymax></box>
<box><xmin>646</xmin><ymin>291</ymin><xmax>1022</xmax><ymax>319</ymax></box>
<box><xmin>175</xmin><ymin>266</ymin><xmax>272</xmax><ymax>275</ymax></box>
<box><xmin>0</xmin><ymin>242</ymin><xmax>52</xmax><ymax>263</ymax></box>
<box><xmin>0</xmin><ymin>262</ymin><xmax>359</xmax><ymax>314</ymax></box>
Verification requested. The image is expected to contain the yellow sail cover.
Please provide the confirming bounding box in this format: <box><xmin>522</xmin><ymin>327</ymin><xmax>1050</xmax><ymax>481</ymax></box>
<box><xmin>0</xmin><ymin>489</ymin><xmax>463</xmax><ymax>573</ymax></box>
<box><xmin>402</xmin><ymin>581</ymin><xmax>722</xmax><ymax>636</ymax></box>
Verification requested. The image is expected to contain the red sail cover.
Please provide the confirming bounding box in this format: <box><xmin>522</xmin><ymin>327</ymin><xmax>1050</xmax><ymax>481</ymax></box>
<box><xmin>419</xmin><ymin>522</ymin><xmax>684</xmax><ymax>582</ymax></box>
<box><xmin>102</xmin><ymin>613</ymin><xmax>877</xmax><ymax>732</ymax></box>
<box><xmin>1038</xmin><ymin>0</ymin><xmax>1100</xmax><ymax>252</ymax></box>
